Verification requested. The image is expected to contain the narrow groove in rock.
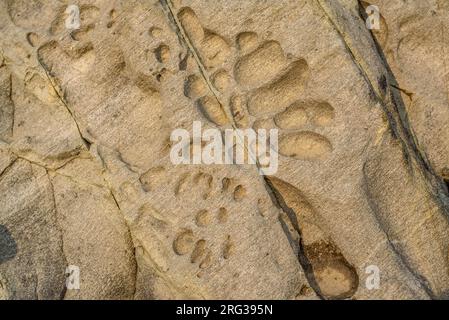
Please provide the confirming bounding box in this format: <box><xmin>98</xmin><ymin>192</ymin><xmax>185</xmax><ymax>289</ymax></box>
<box><xmin>264</xmin><ymin>176</ymin><xmax>324</xmax><ymax>299</ymax></box>
<box><xmin>36</xmin><ymin>60</ymin><xmax>91</xmax><ymax>150</ymax></box>
<box><xmin>160</xmin><ymin>0</ymin><xmax>233</xmax><ymax>123</ymax></box>
<box><xmin>46</xmin><ymin>170</ymin><xmax>69</xmax><ymax>300</ymax></box>
<box><xmin>354</xmin><ymin>0</ymin><xmax>449</xmax><ymax>200</ymax></box>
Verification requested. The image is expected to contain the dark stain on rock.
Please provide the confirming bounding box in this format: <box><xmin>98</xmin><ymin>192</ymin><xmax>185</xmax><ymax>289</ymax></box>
<box><xmin>0</xmin><ymin>225</ymin><xmax>17</xmax><ymax>264</ymax></box>
<box><xmin>378</xmin><ymin>74</ymin><xmax>387</xmax><ymax>96</ymax></box>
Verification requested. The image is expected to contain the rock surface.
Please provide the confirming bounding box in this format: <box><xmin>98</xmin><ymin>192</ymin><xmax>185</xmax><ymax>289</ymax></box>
<box><xmin>0</xmin><ymin>0</ymin><xmax>448</xmax><ymax>300</ymax></box>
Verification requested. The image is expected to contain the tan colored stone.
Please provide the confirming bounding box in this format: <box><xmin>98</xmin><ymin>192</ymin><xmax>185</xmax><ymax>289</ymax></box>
<box><xmin>1</xmin><ymin>0</ymin><xmax>449</xmax><ymax>300</ymax></box>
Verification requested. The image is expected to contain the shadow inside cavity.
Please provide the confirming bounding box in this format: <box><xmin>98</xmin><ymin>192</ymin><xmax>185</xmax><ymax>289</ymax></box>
<box><xmin>0</xmin><ymin>225</ymin><xmax>17</xmax><ymax>264</ymax></box>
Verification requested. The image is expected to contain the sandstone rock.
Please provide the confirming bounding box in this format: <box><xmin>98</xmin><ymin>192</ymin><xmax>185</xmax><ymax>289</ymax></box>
<box><xmin>0</xmin><ymin>0</ymin><xmax>448</xmax><ymax>300</ymax></box>
<box><xmin>50</xmin><ymin>155</ymin><xmax>136</xmax><ymax>299</ymax></box>
<box><xmin>360</xmin><ymin>0</ymin><xmax>449</xmax><ymax>181</ymax></box>
<box><xmin>0</xmin><ymin>159</ymin><xmax>65</xmax><ymax>299</ymax></box>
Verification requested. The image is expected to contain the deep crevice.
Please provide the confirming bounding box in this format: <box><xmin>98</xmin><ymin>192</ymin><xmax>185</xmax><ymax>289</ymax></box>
<box><xmin>9</xmin><ymin>72</ymin><xmax>14</xmax><ymax>138</ymax></box>
<box><xmin>355</xmin><ymin>0</ymin><xmax>449</xmax><ymax>206</ymax></box>
<box><xmin>264</xmin><ymin>177</ymin><xmax>325</xmax><ymax>300</ymax></box>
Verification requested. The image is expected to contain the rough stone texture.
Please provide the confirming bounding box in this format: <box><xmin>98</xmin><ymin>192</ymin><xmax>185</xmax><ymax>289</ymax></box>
<box><xmin>361</xmin><ymin>0</ymin><xmax>449</xmax><ymax>181</ymax></box>
<box><xmin>0</xmin><ymin>0</ymin><xmax>448</xmax><ymax>300</ymax></box>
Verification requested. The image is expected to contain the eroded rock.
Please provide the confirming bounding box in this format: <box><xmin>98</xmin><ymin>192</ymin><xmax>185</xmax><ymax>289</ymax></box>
<box><xmin>0</xmin><ymin>0</ymin><xmax>448</xmax><ymax>300</ymax></box>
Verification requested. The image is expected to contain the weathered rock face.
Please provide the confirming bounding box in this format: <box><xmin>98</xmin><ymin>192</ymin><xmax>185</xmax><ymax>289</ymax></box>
<box><xmin>0</xmin><ymin>0</ymin><xmax>448</xmax><ymax>300</ymax></box>
<box><xmin>361</xmin><ymin>0</ymin><xmax>449</xmax><ymax>182</ymax></box>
